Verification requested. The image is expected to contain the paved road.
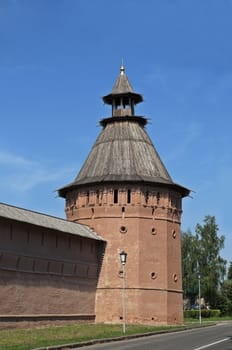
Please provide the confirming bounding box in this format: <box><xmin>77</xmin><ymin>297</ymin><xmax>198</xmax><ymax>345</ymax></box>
<box><xmin>74</xmin><ymin>323</ymin><xmax>232</xmax><ymax>350</ymax></box>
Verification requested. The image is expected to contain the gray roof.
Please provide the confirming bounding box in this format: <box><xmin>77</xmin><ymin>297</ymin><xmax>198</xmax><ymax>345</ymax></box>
<box><xmin>111</xmin><ymin>66</ymin><xmax>134</xmax><ymax>94</ymax></box>
<box><xmin>0</xmin><ymin>202</ymin><xmax>104</xmax><ymax>241</ymax></box>
<box><xmin>58</xmin><ymin>66</ymin><xmax>190</xmax><ymax>198</ymax></box>
<box><xmin>75</xmin><ymin>117</ymin><xmax>172</xmax><ymax>184</ymax></box>
<box><xmin>59</xmin><ymin>116</ymin><xmax>189</xmax><ymax>197</ymax></box>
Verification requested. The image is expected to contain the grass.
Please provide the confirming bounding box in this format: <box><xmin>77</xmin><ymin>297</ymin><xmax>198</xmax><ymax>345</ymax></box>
<box><xmin>0</xmin><ymin>323</ymin><xmax>187</xmax><ymax>350</ymax></box>
<box><xmin>0</xmin><ymin>318</ymin><xmax>231</xmax><ymax>350</ymax></box>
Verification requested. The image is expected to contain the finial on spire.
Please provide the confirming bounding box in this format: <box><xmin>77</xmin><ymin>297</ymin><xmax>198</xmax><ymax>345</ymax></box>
<box><xmin>120</xmin><ymin>59</ymin><xmax>125</xmax><ymax>75</ymax></box>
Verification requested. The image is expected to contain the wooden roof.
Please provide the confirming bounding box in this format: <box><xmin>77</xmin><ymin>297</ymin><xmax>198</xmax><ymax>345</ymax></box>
<box><xmin>59</xmin><ymin>116</ymin><xmax>189</xmax><ymax>197</ymax></box>
<box><xmin>112</xmin><ymin>65</ymin><xmax>134</xmax><ymax>94</ymax></box>
<box><xmin>75</xmin><ymin>117</ymin><xmax>172</xmax><ymax>184</ymax></box>
<box><xmin>58</xmin><ymin>66</ymin><xmax>190</xmax><ymax>198</ymax></box>
<box><xmin>103</xmin><ymin>65</ymin><xmax>143</xmax><ymax>105</ymax></box>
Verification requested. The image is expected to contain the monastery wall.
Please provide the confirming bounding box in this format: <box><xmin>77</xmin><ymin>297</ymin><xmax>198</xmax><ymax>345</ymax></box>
<box><xmin>0</xmin><ymin>217</ymin><xmax>100</xmax><ymax>318</ymax></box>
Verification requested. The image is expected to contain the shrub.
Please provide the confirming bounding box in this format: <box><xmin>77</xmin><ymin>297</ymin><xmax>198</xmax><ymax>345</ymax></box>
<box><xmin>184</xmin><ymin>309</ymin><xmax>221</xmax><ymax>319</ymax></box>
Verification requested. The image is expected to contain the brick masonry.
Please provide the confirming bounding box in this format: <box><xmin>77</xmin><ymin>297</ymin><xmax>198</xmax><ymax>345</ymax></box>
<box><xmin>0</xmin><ymin>217</ymin><xmax>100</xmax><ymax>318</ymax></box>
<box><xmin>65</xmin><ymin>184</ymin><xmax>184</xmax><ymax>325</ymax></box>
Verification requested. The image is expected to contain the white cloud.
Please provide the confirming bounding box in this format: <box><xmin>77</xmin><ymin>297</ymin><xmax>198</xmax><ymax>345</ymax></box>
<box><xmin>9</xmin><ymin>168</ymin><xmax>70</xmax><ymax>192</ymax></box>
<box><xmin>0</xmin><ymin>150</ymin><xmax>33</xmax><ymax>166</ymax></box>
<box><xmin>0</xmin><ymin>149</ymin><xmax>76</xmax><ymax>192</ymax></box>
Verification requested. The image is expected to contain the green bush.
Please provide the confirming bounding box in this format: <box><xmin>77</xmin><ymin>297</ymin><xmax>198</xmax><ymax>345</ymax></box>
<box><xmin>184</xmin><ymin>309</ymin><xmax>221</xmax><ymax>319</ymax></box>
<box><xmin>184</xmin><ymin>310</ymin><xmax>198</xmax><ymax>319</ymax></box>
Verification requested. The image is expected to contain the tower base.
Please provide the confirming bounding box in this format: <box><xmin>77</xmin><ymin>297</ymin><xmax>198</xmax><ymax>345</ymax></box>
<box><xmin>95</xmin><ymin>288</ymin><xmax>183</xmax><ymax>325</ymax></box>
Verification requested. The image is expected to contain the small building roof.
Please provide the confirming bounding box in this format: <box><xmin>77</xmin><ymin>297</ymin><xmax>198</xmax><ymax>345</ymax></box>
<box><xmin>0</xmin><ymin>202</ymin><xmax>105</xmax><ymax>242</ymax></box>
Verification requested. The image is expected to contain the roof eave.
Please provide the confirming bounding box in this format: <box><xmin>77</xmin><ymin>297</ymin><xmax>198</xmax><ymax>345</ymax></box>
<box><xmin>58</xmin><ymin>178</ymin><xmax>190</xmax><ymax>198</ymax></box>
<box><xmin>102</xmin><ymin>92</ymin><xmax>143</xmax><ymax>105</ymax></box>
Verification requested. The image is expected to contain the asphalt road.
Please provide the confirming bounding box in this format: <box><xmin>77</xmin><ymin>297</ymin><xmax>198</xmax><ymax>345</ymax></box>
<box><xmin>74</xmin><ymin>323</ymin><xmax>232</xmax><ymax>350</ymax></box>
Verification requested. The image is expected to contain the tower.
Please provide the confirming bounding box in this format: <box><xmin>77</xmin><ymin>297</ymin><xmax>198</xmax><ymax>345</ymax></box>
<box><xmin>58</xmin><ymin>65</ymin><xmax>190</xmax><ymax>325</ymax></box>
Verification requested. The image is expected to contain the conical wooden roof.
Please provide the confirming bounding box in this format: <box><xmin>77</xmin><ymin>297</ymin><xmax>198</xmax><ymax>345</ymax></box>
<box><xmin>72</xmin><ymin>117</ymin><xmax>172</xmax><ymax>185</ymax></box>
<box><xmin>112</xmin><ymin>64</ymin><xmax>134</xmax><ymax>94</ymax></box>
<box><xmin>58</xmin><ymin>66</ymin><xmax>189</xmax><ymax>197</ymax></box>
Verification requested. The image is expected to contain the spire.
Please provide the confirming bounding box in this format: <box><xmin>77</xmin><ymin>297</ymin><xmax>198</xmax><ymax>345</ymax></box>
<box><xmin>103</xmin><ymin>65</ymin><xmax>143</xmax><ymax>117</ymax></box>
<box><xmin>111</xmin><ymin>64</ymin><xmax>134</xmax><ymax>95</ymax></box>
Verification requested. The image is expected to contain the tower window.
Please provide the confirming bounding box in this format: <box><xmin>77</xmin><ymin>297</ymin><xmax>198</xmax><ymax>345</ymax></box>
<box><xmin>151</xmin><ymin>227</ymin><xmax>157</xmax><ymax>235</ymax></box>
<box><xmin>114</xmin><ymin>189</ymin><xmax>118</xmax><ymax>203</ymax></box>
<box><xmin>145</xmin><ymin>190</ymin><xmax>149</xmax><ymax>203</ymax></box>
<box><xmin>96</xmin><ymin>190</ymin><xmax>99</xmax><ymax>204</ymax></box>
<box><xmin>86</xmin><ymin>191</ymin><xmax>89</xmax><ymax>204</ymax></box>
<box><xmin>173</xmin><ymin>274</ymin><xmax>178</xmax><ymax>282</ymax></box>
<box><xmin>172</xmin><ymin>230</ymin><xmax>177</xmax><ymax>239</ymax></box>
<box><xmin>151</xmin><ymin>272</ymin><xmax>157</xmax><ymax>280</ymax></box>
<box><xmin>71</xmin><ymin>205</ymin><xmax>74</xmax><ymax>215</ymax></box>
<box><xmin>157</xmin><ymin>192</ymin><xmax>160</xmax><ymax>204</ymax></box>
<box><xmin>120</xmin><ymin>226</ymin><xmax>127</xmax><ymax>233</ymax></box>
<box><xmin>127</xmin><ymin>189</ymin><xmax>131</xmax><ymax>204</ymax></box>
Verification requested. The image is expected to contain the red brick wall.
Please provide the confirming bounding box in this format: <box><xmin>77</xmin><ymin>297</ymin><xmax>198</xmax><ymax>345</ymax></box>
<box><xmin>0</xmin><ymin>218</ymin><xmax>100</xmax><ymax>317</ymax></box>
<box><xmin>66</xmin><ymin>184</ymin><xmax>184</xmax><ymax>325</ymax></box>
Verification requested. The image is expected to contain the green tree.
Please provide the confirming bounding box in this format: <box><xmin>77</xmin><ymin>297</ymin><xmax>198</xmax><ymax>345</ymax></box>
<box><xmin>227</xmin><ymin>261</ymin><xmax>232</xmax><ymax>280</ymax></box>
<box><xmin>181</xmin><ymin>230</ymin><xmax>198</xmax><ymax>305</ymax></box>
<box><xmin>217</xmin><ymin>279</ymin><xmax>232</xmax><ymax>315</ymax></box>
<box><xmin>216</xmin><ymin>262</ymin><xmax>232</xmax><ymax>315</ymax></box>
<box><xmin>182</xmin><ymin>216</ymin><xmax>227</xmax><ymax>308</ymax></box>
<box><xmin>196</xmin><ymin>215</ymin><xmax>227</xmax><ymax>307</ymax></box>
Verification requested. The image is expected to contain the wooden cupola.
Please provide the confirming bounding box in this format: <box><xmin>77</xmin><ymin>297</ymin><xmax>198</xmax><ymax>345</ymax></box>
<box><xmin>102</xmin><ymin>64</ymin><xmax>143</xmax><ymax>117</ymax></box>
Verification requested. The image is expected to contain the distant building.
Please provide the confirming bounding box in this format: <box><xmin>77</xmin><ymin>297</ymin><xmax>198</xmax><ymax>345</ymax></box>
<box><xmin>0</xmin><ymin>66</ymin><xmax>189</xmax><ymax>325</ymax></box>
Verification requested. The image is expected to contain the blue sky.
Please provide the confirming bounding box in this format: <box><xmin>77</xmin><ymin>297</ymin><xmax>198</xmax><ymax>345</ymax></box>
<box><xmin>0</xmin><ymin>0</ymin><xmax>232</xmax><ymax>265</ymax></box>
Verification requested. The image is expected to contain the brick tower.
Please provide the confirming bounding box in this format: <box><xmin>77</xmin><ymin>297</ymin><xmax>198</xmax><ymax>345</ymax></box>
<box><xmin>58</xmin><ymin>65</ymin><xmax>190</xmax><ymax>325</ymax></box>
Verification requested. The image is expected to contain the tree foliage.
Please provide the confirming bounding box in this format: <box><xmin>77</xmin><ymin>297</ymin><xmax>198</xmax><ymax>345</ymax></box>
<box><xmin>182</xmin><ymin>215</ymin><xmax>227</xmax><ymax>308</ymax></box>
<box><xmin>196</xmin><ymin>215</ymin><xmax>227</xmax><ymax>306</ymax></box>
<box><xmin>181</xmin><ymin>230</ymin><xmax>198</xmax><ymax>304</ymax></box>
<box><xmin>227</xmin><ymin>261</ymin><xmax>232</xmax><ymax>280</ymax></box>
<box><xmin>217</xmin><ymin>261</ymin><xmax>232</xmax><ymax>315</ymax></box>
